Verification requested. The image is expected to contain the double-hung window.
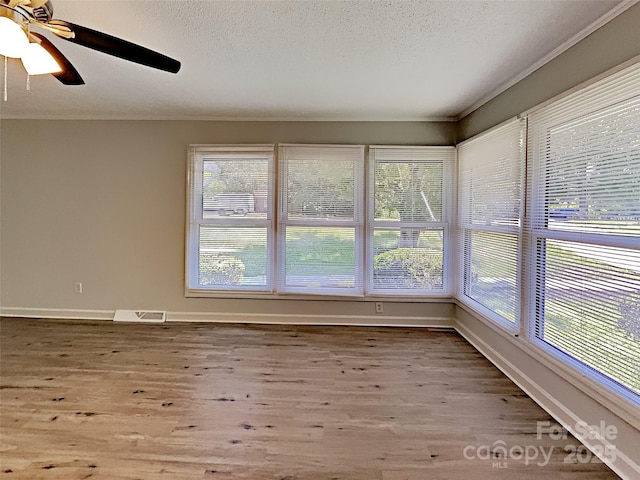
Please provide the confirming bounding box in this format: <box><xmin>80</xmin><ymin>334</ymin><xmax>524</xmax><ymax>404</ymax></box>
<box><xmin>458</xmin><ymin>119</ymin><xmax>524</xmax><ymax>326</ymax></box>
<box><xmin>368</xmin><ymin>146</ymin><xmax>455</xmax><ymax>295</ymax></box>
<box><xmin>186</xmin><ymin>145</ymin><xmax>275</xmax><ymax>294</ymax></box>
<box><xmin>278</xmin><ymin>144</ymin><xmax>365</xmax><ymax>295</ymax></box>
<box><xmin>527</xmin><ymin>62</ymin><xmax>640</xmax><ymax>400</ymax></box>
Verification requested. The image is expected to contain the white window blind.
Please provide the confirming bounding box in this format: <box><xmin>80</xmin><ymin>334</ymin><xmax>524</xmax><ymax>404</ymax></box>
<box><xmin>527</xmin><ymin>61</ymin><xmax>640</xmax><ymax>400</ymax></box>
<box><xmin>278</xmin><ymin>144</ymin><xmax>365</xmax><ymax>295</ymax></box>
<box><xmin>186</xmin><ymin>145</ymin><xmax>275</xmax><ymax>293</ymax></box>
<box><xmin>458</xmin><ymin>119</ymin><xmax>524</xmax><ymax>325</ymax></box>
<box><xmin>368</xmin><ymin>146</ymin><xmax>455</xmax><ymax>294</ymax></box>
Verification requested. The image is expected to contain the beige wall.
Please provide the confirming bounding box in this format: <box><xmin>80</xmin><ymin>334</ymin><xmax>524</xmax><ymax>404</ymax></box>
<box><xmin>0</xmin><ymin>120</ymin><xmax>455</xmax><ymax>321</ymax></box>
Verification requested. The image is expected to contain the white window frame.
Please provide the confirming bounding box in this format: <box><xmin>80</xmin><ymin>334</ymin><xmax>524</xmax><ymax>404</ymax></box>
<box><xmin>367</xmin><ymin>146</ymin><xmax>456</xmax><ymax>296</ymax></box>
<box><xmin>457</xmin><ymin>118</ymin><xmax>525</xmax><ymax>329</ymax></box>
<box><xmin>185</xmin><ymin>145</ymin><xmax>276</xmax><ymax>296</ymax></box>
<box><xmin>277</xmin><ymin>144</ymin><xmax>365</xmax><ymax>296</ymax></box>
<box><xmin>525</xmin><ymin>61</ymin><xmax>640</xmax><ymax>404</ymax></box>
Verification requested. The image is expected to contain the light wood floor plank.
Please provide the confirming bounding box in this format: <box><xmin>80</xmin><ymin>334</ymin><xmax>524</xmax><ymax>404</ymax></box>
<box><xmin>0</xmin><ymin>317</ymin><xmax>619</xmax><ymax>479</ymax></box>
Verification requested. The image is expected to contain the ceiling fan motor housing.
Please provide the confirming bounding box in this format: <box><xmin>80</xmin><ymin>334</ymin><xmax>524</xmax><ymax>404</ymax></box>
<box><xmin>31</xmin><ymin>1</ymin><xmax>53</xmax><ymax>23</ymax></box>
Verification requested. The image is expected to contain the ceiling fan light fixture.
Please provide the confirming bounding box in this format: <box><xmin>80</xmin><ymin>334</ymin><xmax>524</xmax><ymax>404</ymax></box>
<box><xmin>0</xmin><ymin>16</ymin><xmax>29</xmax><ymax>58</ymax></box>
<box><xmin>21</xmin><ymin>41</ymin><xmax>62</xmax><ymax>75</ymax></box>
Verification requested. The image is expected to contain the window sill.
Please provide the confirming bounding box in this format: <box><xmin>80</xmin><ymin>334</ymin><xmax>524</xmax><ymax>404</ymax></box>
<box><xmin>184</xmin><ymin>288</ymin><xmax>454</xmax><ymax>303</ymax></box>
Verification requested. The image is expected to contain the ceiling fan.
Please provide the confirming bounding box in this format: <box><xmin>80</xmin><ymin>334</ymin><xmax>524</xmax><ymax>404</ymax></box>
<box><xmin>0</xmin><ymin>0</ymin><xmax>181</xmax><ymax>86</ymax></box>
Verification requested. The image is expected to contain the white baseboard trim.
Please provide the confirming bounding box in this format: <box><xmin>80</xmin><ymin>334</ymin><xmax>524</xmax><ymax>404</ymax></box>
<box><xmin>0</xmin><ymin>306</ymin><xmax>455</xmax><ymax>329</ymax></box>
<box><xmin>0</xmin><ymin>307</ymin><xmax>115</xmax><ymax>321</ymax></box>
<box><xmin>456</xmin><ymin>321</ymin><xmax>640</xmax><ymax>480</ymax></box>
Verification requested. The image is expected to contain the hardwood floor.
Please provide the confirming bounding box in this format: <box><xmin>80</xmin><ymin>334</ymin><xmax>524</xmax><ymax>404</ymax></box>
<box><xmin>0</xmin><ymin>317</ymin><xmax>619</xmax><ymax>479</ymax></box>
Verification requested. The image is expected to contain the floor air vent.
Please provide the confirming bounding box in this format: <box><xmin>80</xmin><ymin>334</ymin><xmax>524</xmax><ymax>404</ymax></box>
<box><xmin>113</xmin><ymin>310</ymin><xmax>166</xmax><ymax>323</ymax></box>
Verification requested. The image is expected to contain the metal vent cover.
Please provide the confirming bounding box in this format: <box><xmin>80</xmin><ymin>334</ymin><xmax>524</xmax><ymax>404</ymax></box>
<box><xmin>113</xmin><ymin>310</ymin><xmax>166</xmax><ymax>323</ymax></box>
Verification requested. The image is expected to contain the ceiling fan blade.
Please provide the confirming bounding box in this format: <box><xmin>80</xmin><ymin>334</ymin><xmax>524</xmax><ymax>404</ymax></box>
<box><xmin>49</xmin><ymin>20</ymin><xmax>181</xmax><ymax>74</ymax></box>
<box><xmin>31</xmin><ymin>32</ymin><xmax>84</xmax><ymax>85</ymax></box>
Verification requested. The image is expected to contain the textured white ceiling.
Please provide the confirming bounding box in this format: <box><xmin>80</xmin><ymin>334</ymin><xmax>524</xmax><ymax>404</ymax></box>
<box><xmin>0</xmin><ymin>0</ymin><xmax>628</xmax><ymax>120</ymax></box>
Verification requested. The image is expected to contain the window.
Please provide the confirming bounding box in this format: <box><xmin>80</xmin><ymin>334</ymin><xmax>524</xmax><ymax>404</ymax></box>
<box><xmin>278</xmin><ymin>144</ymin><xmax>365</xmax><ymax>295</ymax></box>
<box><xmin>458</xmin><ymin>119</ymin><xmax>524</xmax><ymax>326</ymax></box>
<box><xmin>368</xmin><ymin>146</ymin><xmax>455</xmax><ymax>295</ymax></box>
<box><xmin>187</xmin><ymin>143</ymin><xmax>452</xmax><ymax>298</ymax></box>
<box><xmin>527</xmin><ymin>62</ymin><xmax>640</xmax><ymax>400</ymax></box>
<box><xmin>186</xmin><ymin>145</ymin><xmax>275</xmax><ymax>294</ymax></box>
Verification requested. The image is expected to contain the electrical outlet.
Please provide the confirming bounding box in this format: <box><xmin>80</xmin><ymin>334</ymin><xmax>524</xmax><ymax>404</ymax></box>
<box><xmin>74</xmin><ymin>282</ymin><xmax>83</xmax><ymax>294</ymax></box>
<box><xmin>375</xmin><ymin>302</ymin><xmax>383</xmax><ymax>314</ymax></box>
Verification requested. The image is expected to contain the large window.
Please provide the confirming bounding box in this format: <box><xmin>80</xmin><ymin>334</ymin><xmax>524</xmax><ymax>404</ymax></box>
<box><xmin>278</xmin><ymin>145</ymin><xmax>364</xmax><ymax>295</ymax></box>
<box><xmin>187</xmin><ymin>144</ymin><xmax>452</xmax><ymax>297</ymax></box>
<box><xmin>527</xmin><ymin>62</ymin><xmax>640</xmax><ymax>400</ymax></box>
<box><xmin>458</xmin><ymin>119</ymin><xmax>524</xmax><ymax>326</ymax></box>
<box><xmin>369</xmin><ymin>146</ymin><xmax>455</xmax><ymax>295</ymax></box>
<box><xmin>455</xmin><ymin>62</ymin><xmax>640</xmax><ymax>404</ymax></box>
<box><xmin>186</xmin><ymin>145</ymin><xmax>275</xmax><ymax>293</ymax></box>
